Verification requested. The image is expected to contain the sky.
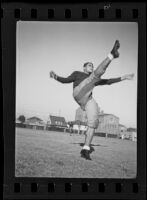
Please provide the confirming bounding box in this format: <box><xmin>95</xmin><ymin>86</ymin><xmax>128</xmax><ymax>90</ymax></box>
<box><xmin>16</xmin><ymin>21</ymin><xmax>138</xmax><ymax>128</ymax></box>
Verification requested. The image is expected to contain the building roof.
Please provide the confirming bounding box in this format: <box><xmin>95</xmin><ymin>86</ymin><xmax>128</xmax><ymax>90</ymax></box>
<box><xmin>99</xmin><ymin>113</ymin><xmax>119</xmax><ymax>119</ymax></box>
<box><xmin>49</xmin><ymin>115</ymin><xmax>67</xmax><ymax>126</ymax></box>
<box><xmin>27</xmin><ymin>116</ymin><xmax>43</xmax><ymax>121</ymax></box>
<box><xmin>50</xmin><ymin>115</ymin><xmax>66</xmax><ymax>122</ymax></box>
<box><xmin>119</xmin><ymin>124</ymin><xmax>127</xmax><ymax>128</ymax></box>
<box><xmin>127</xmin><ymin>127</ymin><xmax>137</xmax><ymax>132</ymax></box>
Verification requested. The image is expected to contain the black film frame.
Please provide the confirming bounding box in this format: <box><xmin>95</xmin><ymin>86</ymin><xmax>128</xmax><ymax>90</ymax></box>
<box><xmin>2</xmin><ymin>2</ymin><xmax>146</xmax><ymax>200</ymax></box>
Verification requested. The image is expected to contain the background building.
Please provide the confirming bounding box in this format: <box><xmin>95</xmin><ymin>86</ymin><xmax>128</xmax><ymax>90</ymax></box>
<box><xmin>96</xmin><ymin>114</ymin><xmax>120</xmax><ymax>137</ymax></box>
<box><xmin>118</xmin><ymin>125</ymin><xmax>137</xmax><ymax>141</ymax></box>
<box><xmin>126</xmin><ymin>128</ymin><xmax>137</xmax><ymax>141</ymax></box>
<box><xmin>119</xmin><ymin>124</ymin><xmax>127</xmax><ymax>139</ymax></box>
<box><xmin>25</xmin><ymin>116</ymin><xmax>46</xmax><ymax>130</ymax></box>
<box><xmin>47</xmin><ymin>115</ymin><xmax>67</xmax><ymax>128</ymax></box>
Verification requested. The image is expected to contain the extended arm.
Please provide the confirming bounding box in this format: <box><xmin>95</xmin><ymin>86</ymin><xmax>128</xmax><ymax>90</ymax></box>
<box><xmin>50</xmin><ymin>71</ymin><xmax>76</xmax><ymax>83</ymax></box>
<box><xmin>96</xmin><ymin>77</ymin><xmax>121</xmax><ymax>86</ymax></box>
<box><xmin>95</xmin><ymin>73</ymin><xmax>134</xmax><ymax>86</ymax></box>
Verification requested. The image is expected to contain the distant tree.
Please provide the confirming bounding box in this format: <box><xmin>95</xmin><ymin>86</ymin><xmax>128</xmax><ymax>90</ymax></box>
<box><xmin>17</xmin><ymin>115</ymin><xmax>26</xmax><ymax>123</ymax></box>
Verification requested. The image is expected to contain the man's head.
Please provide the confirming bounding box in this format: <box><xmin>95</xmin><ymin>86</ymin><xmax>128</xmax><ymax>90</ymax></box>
<box><xmin>83</xmin><ymin>62</ymin><xmax>94</xmax><ymax>74</ymax></box>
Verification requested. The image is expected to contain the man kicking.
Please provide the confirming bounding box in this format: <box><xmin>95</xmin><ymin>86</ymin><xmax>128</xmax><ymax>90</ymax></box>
<box><xmin>50</xmin><ymin>40</ymin><xmax>134</xmax><ymax>160</ymax></box>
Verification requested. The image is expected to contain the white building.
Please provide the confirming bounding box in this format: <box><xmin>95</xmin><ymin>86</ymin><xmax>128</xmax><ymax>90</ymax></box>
<box><xmin>96</xmin><ymin>114</ymin><xmax>120</xmax><ymax>136</ymax></box>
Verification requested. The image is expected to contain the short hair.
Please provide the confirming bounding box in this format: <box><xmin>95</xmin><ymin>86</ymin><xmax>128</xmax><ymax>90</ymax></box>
<box><xmin>83</xmin><ymin>62</ymin><xmax>93</xmax><ymax>68</ymax></box>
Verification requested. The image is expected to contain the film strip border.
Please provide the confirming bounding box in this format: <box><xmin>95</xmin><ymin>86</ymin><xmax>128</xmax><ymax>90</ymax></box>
<box><xmin>4</xmin><ymin>181</ymin><xmax>141</xmax><ymax>198</ymax></box>
<box><xmin>1</xmin><ymin>3</ymin><xmax>145</xmax><ymax>20</ymax></box>
<box><xmin>2</xmin><ymin>2</ymin><xmax>146</xmax><ymax>200</ymax></box>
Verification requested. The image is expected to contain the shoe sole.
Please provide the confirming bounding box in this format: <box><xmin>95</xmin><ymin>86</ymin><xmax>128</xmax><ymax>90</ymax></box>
<box><xmin>80</xmin><ymin>153</ymin><xmax>92</xmax><ymax>160</ymax></box>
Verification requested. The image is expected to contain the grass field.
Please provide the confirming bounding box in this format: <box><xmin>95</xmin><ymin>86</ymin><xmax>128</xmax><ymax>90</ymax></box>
<box><xmin>15</xmin><ymin>128</ymin><xmax>137</xmax><ymax>178</ymax></box>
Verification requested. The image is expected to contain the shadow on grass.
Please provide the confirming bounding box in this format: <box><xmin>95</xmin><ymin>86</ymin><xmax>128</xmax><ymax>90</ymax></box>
<box><xmin>71</xmin><ymin>142</ymin><xmax>107</xmax><ymax>147</ymax></box>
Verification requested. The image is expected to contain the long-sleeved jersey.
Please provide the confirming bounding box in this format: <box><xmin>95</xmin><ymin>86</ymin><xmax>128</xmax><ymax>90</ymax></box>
<box><xmin>56</xmin><ymin>71</ymin><xmax>121</xmax><ymax>88</ymax></box>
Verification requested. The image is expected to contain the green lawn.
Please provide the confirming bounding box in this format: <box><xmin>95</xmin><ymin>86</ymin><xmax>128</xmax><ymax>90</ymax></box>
<box><xmin>15</xmin><ymin>128</ymin><xmax>137</xmax><ymax>178</ymax></box>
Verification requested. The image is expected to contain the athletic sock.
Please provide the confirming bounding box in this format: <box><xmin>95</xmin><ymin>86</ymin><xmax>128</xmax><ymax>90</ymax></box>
<box><xmin>107</xmin><ymin>53</ymin><xmax>114</xmax><ymax>61</ymax></box>
<box><xmin>82</xmin><ymin>145</ymin><xmax>90</xmax><ymax>151</ymax></box>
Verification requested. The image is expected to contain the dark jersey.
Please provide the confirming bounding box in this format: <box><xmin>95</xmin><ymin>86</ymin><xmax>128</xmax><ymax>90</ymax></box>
<box><xmin>56</xmin><ymin>71</ymin><xmax>121</xmax><ymax>88</ymax></box>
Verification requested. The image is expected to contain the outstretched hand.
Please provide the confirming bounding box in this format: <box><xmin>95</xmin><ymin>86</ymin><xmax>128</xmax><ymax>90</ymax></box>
<box><xmin>50</xmin><ymin>71</ymin><xmax>57</xmax><ymax>79</ymax></box>
<box><xmin>122</xmin><ymin>73</ymin><xmax>134</xmax><ymax>81</ymax></box>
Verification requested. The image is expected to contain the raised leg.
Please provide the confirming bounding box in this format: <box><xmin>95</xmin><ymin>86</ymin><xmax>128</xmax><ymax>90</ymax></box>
<box><xmin>94</xmin><ymin>40</ymin><xmax>120</xmax><ymax>78</ymax></box>
<box><xmin>94</xmin><ymin>57</ymin><xmax>112</xmax><ymax>78</ymax></box>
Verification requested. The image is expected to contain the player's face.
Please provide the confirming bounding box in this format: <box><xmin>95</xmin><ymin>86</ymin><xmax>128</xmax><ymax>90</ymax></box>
<box><xmin>85</xmin><ymin>63</ymin><xmax>94</xmax><ymax>73</ymax></box>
